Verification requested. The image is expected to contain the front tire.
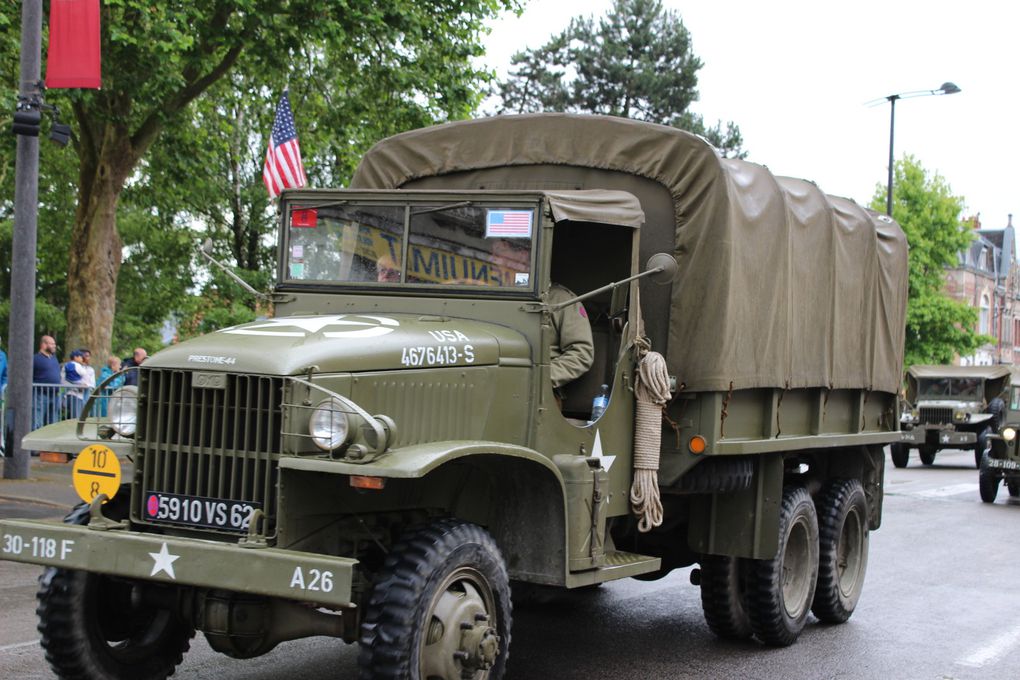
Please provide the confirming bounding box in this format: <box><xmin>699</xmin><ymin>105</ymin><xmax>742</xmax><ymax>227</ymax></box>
<box><xmin>36</xmin><ymin>493</ymin><xmax>194</xmax><ymax>680</ymax></box>
<box><xmin>979</xmin><ymin>463</ymin><xmax>1000</xmax><ymax>504</ymax></box>
<box><xmin>699</xmin><ymin>554</ymin><xmax>752</xmax><ymax>640</ymax></box>
<box><xmin>745</xmin><ymin>486</ymin><xmax>819</xmax><ymax>647</ymax></box>
<box><xmin>890</xmin><ymin>444</ymin><xmax>909</xmax><ymax>468</ymax></box>
<box><xmin>919</xmin><ymin>447</ymin><xmax>936</xmax><ymax>466</ymax></box>
<box><xmin>358</xmin><ymin>519</ymin><xmax>512</xmax><ymax>680</ymax></box>
<box><xmin>811</xmin><ymin>479</ymin><xmax>869</xmax><ymax>623</ymax></box>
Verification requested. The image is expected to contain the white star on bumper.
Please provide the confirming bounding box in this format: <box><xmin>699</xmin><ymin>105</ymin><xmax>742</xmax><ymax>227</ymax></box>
<box><xmin>149</xmin><ymin>542</ymin><xmax>180</xmax><ymax>580</ymax></box>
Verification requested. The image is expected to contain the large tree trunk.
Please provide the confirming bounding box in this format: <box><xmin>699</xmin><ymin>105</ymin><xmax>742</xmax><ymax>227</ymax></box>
<box><xmin>65</xmin><ymin>134</ymin><xmax>134</xmax><ymax>364</ymax></box>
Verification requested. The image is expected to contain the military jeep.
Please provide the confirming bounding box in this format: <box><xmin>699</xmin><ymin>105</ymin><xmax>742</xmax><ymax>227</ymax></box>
<box><xmin>893</xmin><ymin>365</ymin><xmax>1009</xmax><ymax>469</ymax></box>
<box><xmin>979</xmin><ymin>369</ymin><xmax>1020</xmax><ymax>503</ymax></box>
<box><xmin>0</xmin><ymin>114</ymin><xmax>908</xmax><ymax>679</ymax></box>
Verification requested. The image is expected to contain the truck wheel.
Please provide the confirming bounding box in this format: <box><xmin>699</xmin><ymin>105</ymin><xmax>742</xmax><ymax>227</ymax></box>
<box><xmin>36</xmin><ymin>494</ymin><xmax>194</xmax><ymax>680</ymax></box>
<box><xmin>979</xmin><ymin>465</ymin><xmax>1000</xmax><ymax>504</ymax></box>
<box><xmin>745</xmin><ymin>486</ymin><xmax>819</xmax><ymax>647</ymax></box>
<box><xmin>890</xmin><ymin>444</ymin><xmax>909</xmax><ymax>468</ymax></box>
<box><xmin>811</xmin><ymin>479</ymin><xmax>869</xmax><ymax>624</ymax></box>
<box><xmin>1008</xmin><ymin>480</ymin><xmax>1020</xmax><ymax>498</ymax></box>
<box><xmin>358</xmin><ymin>519</ymin><xmax>512</xmax><ymax>680</ymax></box>
<box><xmin>976</xmin><ymin>427</ymin><xmax>992</xmax><ymax>469</ymax></box>
<box><xmin>919</xmin><ymin>448</ymin><xmax>936</xmax><ymax>466</ymax></box>
<box><xmin>699</xmin><ymin>554</ymin><xmax>752</xmax><ymax>640</ymax></box>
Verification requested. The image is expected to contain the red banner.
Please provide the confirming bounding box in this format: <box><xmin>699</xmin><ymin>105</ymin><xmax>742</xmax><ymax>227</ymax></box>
<box><xmin>45</xmin><ymin>0</ymin><xmax>101</xmax><ymax>89</ymax></box>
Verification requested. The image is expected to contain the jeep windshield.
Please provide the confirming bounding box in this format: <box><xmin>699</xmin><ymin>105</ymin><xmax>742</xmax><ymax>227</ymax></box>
<box><xmin>918</xmin><ymin>377</ymin><xmax>983</xmax><ymax>400</ymax></box>
<box><xmin>280</xmin><ymin>195</ymin><xmax>536</xmax><ymax>292</ymax></box>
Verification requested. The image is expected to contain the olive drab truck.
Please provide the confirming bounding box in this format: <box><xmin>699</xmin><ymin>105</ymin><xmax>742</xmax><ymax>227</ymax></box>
<box><xmin>893</xmin><ymin>364</ymin><xmax>1010</xmax><ymax>470</ymax></box>
<box><xmin>979</xmin><ymin>367</ymin><xmax>1020</xmax><ymax>503</ymax></box>
<box><xmin>0</xmin><ymin>114</ymin><xmax>908</xmax><ymax>680</ymax></box>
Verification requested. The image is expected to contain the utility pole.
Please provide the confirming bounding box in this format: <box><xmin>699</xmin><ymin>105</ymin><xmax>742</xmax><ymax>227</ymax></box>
<box><xmin>4</xmin><ymin>0</ymin><xmax>42</xmax><ymax>480</ymax></box>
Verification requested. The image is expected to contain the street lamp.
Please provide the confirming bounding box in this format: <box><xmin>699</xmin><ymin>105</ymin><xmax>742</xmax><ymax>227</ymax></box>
<box><xmin>883</xmin><ymin>81</ymin><xmax>961</xmax><ymax>216</ymax></box>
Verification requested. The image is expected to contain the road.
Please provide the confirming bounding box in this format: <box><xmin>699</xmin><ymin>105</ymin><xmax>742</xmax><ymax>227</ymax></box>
<box><xmin>2</xmin><ymin>447</ymin><xmax>1018</xmax><ymax>679</ymax></box>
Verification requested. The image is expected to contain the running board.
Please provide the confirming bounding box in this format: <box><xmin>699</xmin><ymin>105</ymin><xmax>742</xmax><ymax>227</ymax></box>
<box><xmin>566</xmin><ymin>550</ymin><xmax>661</xmax><ymax>588</ymax></box>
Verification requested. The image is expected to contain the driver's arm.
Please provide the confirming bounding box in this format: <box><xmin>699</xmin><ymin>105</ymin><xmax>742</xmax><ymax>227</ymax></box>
<box><xmin>548</xmin><ymin>284</ymin><xmax>594</xmax><ymax>388</ymax></box>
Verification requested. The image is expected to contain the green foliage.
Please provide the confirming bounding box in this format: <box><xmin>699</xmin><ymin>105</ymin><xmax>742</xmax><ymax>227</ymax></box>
<box><xmin>871</xmin><ymin>155</ymin><xmax>991</xmax><ymax>365</ymax></box>
<box><xmin>497</xmin><ymin>0</ymin><xmax>744</xmax><ymax>157</ymax></box>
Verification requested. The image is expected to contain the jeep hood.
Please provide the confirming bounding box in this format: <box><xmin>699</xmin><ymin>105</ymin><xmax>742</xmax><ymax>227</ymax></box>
<box><xmin>146</xmin><ymin>314</ymin><xmax>530</xmax><ymax>375</ymax></box>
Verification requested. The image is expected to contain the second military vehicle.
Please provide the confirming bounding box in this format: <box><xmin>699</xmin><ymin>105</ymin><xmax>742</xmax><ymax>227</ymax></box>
<box><xmin>1</xmin><ymin>114</ymin><xmax>908</xmax><ymax>679</ymax></box>
<box><xmin>894</xmin><ymin>365</ymin><xmax>1010</xmax><ymax>469</ymax></box>
<box><xmin>979</xmin><ymin>368</ymin><xmax>1020</xmax><ymax>502</ymax></box>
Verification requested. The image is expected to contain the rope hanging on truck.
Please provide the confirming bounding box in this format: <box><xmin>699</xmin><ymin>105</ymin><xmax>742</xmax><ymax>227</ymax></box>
<box><xmin>631</xmin><ymin>350</ymin><xmax>670</xmax><ymax>532</ymax></box>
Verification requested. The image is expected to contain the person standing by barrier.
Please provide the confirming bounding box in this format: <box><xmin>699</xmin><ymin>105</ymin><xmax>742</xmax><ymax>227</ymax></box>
<box><xmin>97</xmin><ymin>356</ymin><xmax>124</xmax><ymax>417</ymax></box>
<box><xmin>122</xmin><ymin>347</ymin><xmax>147</xmax><ymax>387</ymax></box>
<box><xmin>62</xmin><ymin>350</ymin><xmax>88</xmax><ymax>420</ymax></box>
<box><xmin>32</xmin><ymin>336</ymin><xmax>61</xmax><ymax>428</ymax></box>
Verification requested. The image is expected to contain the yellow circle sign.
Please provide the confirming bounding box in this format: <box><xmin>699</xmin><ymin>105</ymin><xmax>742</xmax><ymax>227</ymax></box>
<box><xmin>73</xmin><ymin>445</ymin><xmax>122</xmax><ymax>504</ymax></box>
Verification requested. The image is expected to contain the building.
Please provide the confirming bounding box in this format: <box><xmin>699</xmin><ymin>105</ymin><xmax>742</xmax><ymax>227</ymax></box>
<box><xmin>944</xmin><ymin>215</ymin><xmax>1018</xmax><ymax>365</ymax></box>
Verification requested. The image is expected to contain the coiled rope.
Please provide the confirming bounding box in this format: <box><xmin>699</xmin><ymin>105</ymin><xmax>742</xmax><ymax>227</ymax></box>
<box><xmin>631</xmin><ymin>350</ymin><xmax>670</xmax><ymax>532</ymax></box>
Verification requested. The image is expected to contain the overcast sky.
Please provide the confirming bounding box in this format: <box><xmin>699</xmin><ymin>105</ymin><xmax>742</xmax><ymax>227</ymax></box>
<box><xmin>481</xmin><ymin>0</ymin><xmax>1018</xmax><ymax>229</ymax></box>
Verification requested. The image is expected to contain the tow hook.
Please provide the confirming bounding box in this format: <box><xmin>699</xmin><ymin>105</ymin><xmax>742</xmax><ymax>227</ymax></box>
<box><xmin>454</xmin><ymin>613</ymin><xmax>500</xmax><ymax>678</ymax></box>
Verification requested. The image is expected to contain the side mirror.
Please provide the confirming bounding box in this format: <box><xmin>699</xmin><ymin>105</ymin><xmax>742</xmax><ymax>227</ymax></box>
<box><xmin>645</xmin><ymin>253</ymin><xmax>678</xmax><ymax>285</ymax></box>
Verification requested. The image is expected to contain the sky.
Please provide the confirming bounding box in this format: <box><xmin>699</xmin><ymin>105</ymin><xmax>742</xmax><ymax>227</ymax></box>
<box><xmin>481</xmin><ymin>0</ymin><xmax>1018</xmax><ymax>229</ymax></box>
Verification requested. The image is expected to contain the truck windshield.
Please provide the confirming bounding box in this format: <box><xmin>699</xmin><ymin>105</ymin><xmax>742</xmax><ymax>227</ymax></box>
<box><xmin>283</xmin><ymin>200</ymin><xmax>536</xmax><ymax>290</ymax></box>
<box><xmin>918</xmin><ymin>377</ymin><xmax>982</xmax><ymax>400</ymax></box>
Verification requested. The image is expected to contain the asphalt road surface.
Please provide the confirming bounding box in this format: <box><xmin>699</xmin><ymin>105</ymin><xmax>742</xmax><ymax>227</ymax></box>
<box><xmin>2</xmin><ymin>447</ymin><xmax>1018</xmax><ymax>679</ymax></box>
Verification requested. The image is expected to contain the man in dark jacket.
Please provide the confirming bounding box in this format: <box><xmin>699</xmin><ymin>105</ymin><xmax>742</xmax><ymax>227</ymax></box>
<box><xmin>122</xmin><ymin>347</ymin><xmax>148</xmax><ymax>387</ymax></box>
<box><xmin>32</xmin><ymin>335</ymin><xmax>61</xmax><ymax>428</ymax></box>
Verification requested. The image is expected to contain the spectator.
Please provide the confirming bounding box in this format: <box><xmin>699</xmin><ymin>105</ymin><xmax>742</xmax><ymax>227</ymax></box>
<box><xmin>98</xmin><ymin>356</ymin><xmax>125</xmax><ymax>417</ymax></box>
<box><xmin>122</xmin><ymin>347</ymin><xmax>147</xmax><ymax>387</ymax></box>
<box><xmin>0</xmin><ymin>337</ymin><xmax>7</xmax><ymax>398</ymax></box>
<box><xmin>62</xmin><ymin>350</ymin><xmax>88</xmax><ymax>419</ymax></box>
<box><xmin>32</xmin><ymin>335</ymin><xmax>62</xmax><ymax>428</ymax></box>
<box><xmin>80</xmin><ymin>349</ymin><xmax>96</xmax><ymax>391</ymax></box>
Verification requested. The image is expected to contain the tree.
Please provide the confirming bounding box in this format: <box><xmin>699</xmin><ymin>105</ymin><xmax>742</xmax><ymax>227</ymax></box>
<box><xmin>1</xmin><ymin>0</ymin><xmax>514</xmax><ymax>362</ymax></box>
<box><xmin>872</xmin><ymin>155</ymin><xmax>990</xmax><ymax>365</ymax></box>
<box><xmin>497</xmin><ymin>0</ymin><xmax>744</xmax><ymax>156</ymax></box>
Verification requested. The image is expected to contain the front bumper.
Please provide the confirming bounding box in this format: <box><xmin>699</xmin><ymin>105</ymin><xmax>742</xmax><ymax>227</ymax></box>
<box><xmin>0</xmin><ymin>518</ymin><xmax>356</xmax><ymax>607</ymax></box>
<box><xmin>899</xmin><ymin>427</ymin><xmax>976</xmax><ymax>447</ymax></box>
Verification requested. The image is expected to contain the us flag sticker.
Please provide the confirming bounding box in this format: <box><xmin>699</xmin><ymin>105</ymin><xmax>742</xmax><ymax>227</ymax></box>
<box><xmin>486</xmin><ymin>209</ymin><xmax>533</xmax><ymax>238</ymax></box>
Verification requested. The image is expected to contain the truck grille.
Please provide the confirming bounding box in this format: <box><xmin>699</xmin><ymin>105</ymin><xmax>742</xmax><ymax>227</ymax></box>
<box><xmin>919</xmin><ymin>407</ymin><xmax>953</xmax><ymax>425</ymax></box>
<box><xmin>133</xmin><ymin>369</ymin><xmax>283</xmax><ymax>534</ymax></box>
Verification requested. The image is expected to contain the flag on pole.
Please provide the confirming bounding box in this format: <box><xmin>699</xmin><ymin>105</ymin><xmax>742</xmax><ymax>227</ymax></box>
<box><xmin>46</xmin><ymin>0</ymin><xmax>102</xmax><ymax>89</ymax></box>
<box><xmin>263</xmin><ymin>90</ymin><xmax>307</xmax><ymax>199</ymax></box>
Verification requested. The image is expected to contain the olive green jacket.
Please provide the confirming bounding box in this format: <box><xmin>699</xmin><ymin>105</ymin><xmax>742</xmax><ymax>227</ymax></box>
<box><xmin>548</xmin><ymin>284</ymin><xmax>594</xmax><ymax>388</ymax></box>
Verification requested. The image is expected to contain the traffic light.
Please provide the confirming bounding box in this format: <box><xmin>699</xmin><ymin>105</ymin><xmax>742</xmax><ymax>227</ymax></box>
<box><xmin>11</xmin><ymin>108</ymin><xmax>41</xmax><ymax>137</ymax></box>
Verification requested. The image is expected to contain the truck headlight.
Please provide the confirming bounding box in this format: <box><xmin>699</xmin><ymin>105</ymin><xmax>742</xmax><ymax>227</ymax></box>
<box><xmin>954</xmin><ymin>410</ymin><xmax>967</xmax><ymax>422</ymax></box>
<box><xmin>108</xmin><ymin>386</ymin><xmax>138</xmax><ymax>436</ymax></box>
<box><xmin>1003</xmin><ymin>427</ymin><xmax>1017</xmax><ymax>442</ymax></box>
<box><xmin>309</xmin><ymin>398</ymin><xmax>351</xmax><ymax>451</ymax></box>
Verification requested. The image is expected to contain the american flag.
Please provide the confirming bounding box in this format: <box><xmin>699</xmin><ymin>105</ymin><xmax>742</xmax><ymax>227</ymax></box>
<box><xmin>263</xmin><ymin>90</ymin><xmax>307</xmax><ymax>198</ymax></box>
<box><xmin>486</xmin><ymin>209</ymin><xmax>533</xmax><ymax>237</ymax></box>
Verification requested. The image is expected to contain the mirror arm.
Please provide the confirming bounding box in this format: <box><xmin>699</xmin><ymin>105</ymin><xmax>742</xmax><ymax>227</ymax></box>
<box><xmin>199</xmin><ymin>247</ymin><xmax>273</xmax><ymax>303</ymax></box>
<box><xmin>531</xmin><ymin>268</ymin><xmax>664</xmax><ymax>313</ymax></box>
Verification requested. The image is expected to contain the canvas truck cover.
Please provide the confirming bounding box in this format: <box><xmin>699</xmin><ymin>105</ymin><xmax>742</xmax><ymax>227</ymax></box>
<box><xmin>351</xmin><ymin>113</ymin><xmax>909</xmax><ymax>394</ymax></box>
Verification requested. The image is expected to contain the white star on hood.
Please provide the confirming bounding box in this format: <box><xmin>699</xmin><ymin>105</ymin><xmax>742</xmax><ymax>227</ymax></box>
<box><xmin>222</xmin><ymin>315</ymin><xmax>399</xmax><ymax>338</ymax></box>
<box><xmin>149</xmin><ymin>542</ymin><xmax>180</xmax><ymax>579</ymax></box>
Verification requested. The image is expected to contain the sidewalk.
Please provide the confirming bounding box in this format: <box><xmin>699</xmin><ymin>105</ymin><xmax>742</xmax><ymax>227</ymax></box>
<box><xmin>0</xmin><ymin>457</ymin><xmax>92</xmax><ymax>519</ymax></box>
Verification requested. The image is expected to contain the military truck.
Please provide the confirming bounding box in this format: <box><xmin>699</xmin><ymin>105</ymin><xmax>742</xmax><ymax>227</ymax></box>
<box><xmin>892</xmin><ymin>365</ymin><xmax>1009</xmax><ymax>469</ymax></box>
<box><xmin>978</xmin><ymin>368</ymin><xmax>1020</xmax><ymax>503</ymax></box>
<box><xmin>0</xmin><ymin>114</ymin><xmax>908</xmax><ymax>679</ymax></box>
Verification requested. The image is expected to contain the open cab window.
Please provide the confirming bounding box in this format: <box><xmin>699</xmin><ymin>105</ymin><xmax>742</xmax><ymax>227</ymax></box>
<box><xmin>281</xmin><ymin>195</ymin><xmax>538</xmax><ymax>293</ymax></box>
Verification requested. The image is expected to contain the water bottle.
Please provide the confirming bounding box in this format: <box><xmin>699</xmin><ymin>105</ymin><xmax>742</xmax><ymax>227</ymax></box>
<box><xmin>590</xmin><ymin>384</ymin><xmax>609</xmax><ymax>422</ymax></box>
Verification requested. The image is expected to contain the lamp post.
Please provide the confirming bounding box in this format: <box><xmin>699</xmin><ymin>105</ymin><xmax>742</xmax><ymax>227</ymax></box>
<box><xmin>884</xmin><ymin>81</ymin><xmax>961</xmax><ymax>216</ymax></box>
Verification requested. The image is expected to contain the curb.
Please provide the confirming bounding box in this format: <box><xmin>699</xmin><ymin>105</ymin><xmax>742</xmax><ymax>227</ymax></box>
<box><xmin>0</xmin><ymin>494</ymin><xmax>70</xmax><ymax>510</ymax></box>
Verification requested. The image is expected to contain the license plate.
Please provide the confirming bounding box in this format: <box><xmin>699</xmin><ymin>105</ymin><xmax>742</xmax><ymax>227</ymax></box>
<box><xmin>986</xmin><ymin>458</ymin><xmax>1020</xmax><ymax>471</ymax></box>
<box><xmin>144</xmin><ymin>491</ymin><xmax>260</xmax><ymax>531</ymax></box>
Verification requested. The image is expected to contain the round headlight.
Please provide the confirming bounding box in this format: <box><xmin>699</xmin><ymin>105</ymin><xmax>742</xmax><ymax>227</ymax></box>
<box><xmin>309</xmin><ymin>398</ymin><xmax>350</xmax><ymax>451</ymax></box>
<box><xmin>1003</xmin><ymin>427</ymin><xmax>1017</xmax><ymax>442</ymax></box>
<box><xmin>954</xmin><ymin>410</ymin><xmax>966</xmax><ymax>422</ymax></box>
<box><xmin>108</xmin><ymin>386</ymin><xmax>138</xmax><ymax>436</ymax></box>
